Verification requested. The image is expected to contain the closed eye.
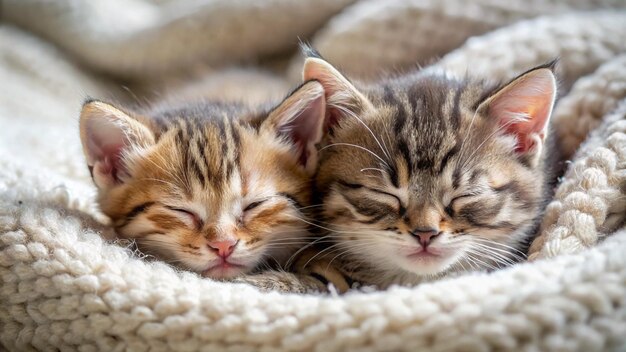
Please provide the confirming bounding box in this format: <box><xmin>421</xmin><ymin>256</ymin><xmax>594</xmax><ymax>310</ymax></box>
<box><xmin>445</xmin><ymin>193</ymin><xmax>478</xmax><ymax>217</ymax></box>
<box><xmin>165</xmin><ymin>206</ymin><xmax>202</xmax><ymax>229</ymax></box>
<box><xmin>338</xmin><ymin>180</ymin><xmax>405</xmax><ymax>215</ymax></box>
<box><xmin>451</xmin><ymin>193</ymin><xmax>475</xmax><ymax>203</ymax></box>
<box><xmin>244</xmin><ymin>199</ymin><xmax>267</xmax><ymax>212</ymax></box>
<box><xmin>368</xmin><ymin>189</ymin><xmax>403</xmax><ymax>210</ymax></box>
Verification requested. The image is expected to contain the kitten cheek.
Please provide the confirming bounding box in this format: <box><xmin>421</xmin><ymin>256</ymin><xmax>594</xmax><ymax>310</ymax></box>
<box><xmin>117</xmin><ymin>217</ymin><xmax>161</xmax><ymax>238</ymax></box>
<box><xmin>241</xmin><ymin>211</ymin><xmax>258</xmax><ymax>224</ymax></box>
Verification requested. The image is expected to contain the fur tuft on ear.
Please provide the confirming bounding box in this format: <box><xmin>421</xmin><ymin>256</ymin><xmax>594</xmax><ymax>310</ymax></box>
<box><xmin>299</xmin><ymin>42</ymin><xmax>323</xmax><ymax>60</ymax></box>
<box><xmin>478</xmin><ymin>64</ymin><xmax>557</xmax><ymax>165</ymax></box>
<box><xmin>302</xmin><ymin>52</ymin><xmax>372</xmax><ymax>131</ymax></box>
<box><xmin>79</xmin><ymin>101</ymin><xmax>155</xmax><ymax>189</ymax></box>
<box><xmin>263</xmin><ymin>81</ymin><xmax>326</xmax><ymax>174</ymax></box>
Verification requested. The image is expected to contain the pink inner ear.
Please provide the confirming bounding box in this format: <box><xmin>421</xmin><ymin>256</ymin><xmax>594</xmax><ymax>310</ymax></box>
<box><xmin>303</xmin><ymin>58</ymin><xmax>357</xmax><ymax>131</ymax></box>
<box><xmin>99</xmin><ymin>143</ymin><xmax>125</xmax><ymax>182</ymax></box>
<box><xmin>303</xmin><ymin>59</ymin><xmax>338</xmax><ymax>98</ymax></box>
<box><xmin>496</xmin><ymin>96</ymin><xmax>552</xmax><ymax>153</ymax></box>
<box><xmin>489</xmin><ymin>69</ymin><xmax>556</xmax><ymax>154</ymax></box>
<box><xmin>279</xmin><ymin>94</ymin><xmax>325</xmax><ymax>166</ymax></box>
<box><xmin>84</xmin><ymin>116</ymin><xmax>131</xmax><ymax>185</ymax></box>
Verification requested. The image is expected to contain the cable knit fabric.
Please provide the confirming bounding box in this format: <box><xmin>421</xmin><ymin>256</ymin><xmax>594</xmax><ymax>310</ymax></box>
<box><xmin>529</xmin><ymin>100</ymin><xmax>626</xmax><ymax>260</ymax></box>
<box><xmin>436</xmin><ymin>11</ymin><xmax>626</xmax><ymax>90</ymax></box>
<box><xmin>552</xmin><ymin>55</ymin><xmax>626</xmax><ymax>159</ymax></box>
<box><xmin>2</xmin><ymin>2</ymin><xmax>626</xmax><ymax>351</ymax></box>
<box><xmin>287</xmin><ymin>0</ymin><xmax>626</xmax><ymax>81</ymax></box>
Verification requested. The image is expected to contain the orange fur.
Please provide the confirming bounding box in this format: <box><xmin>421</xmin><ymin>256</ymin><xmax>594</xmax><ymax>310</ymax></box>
<box><xmin>80</xmin><ymin>81</ymin><xmax>326</xmax><ymax>279</ymax></box>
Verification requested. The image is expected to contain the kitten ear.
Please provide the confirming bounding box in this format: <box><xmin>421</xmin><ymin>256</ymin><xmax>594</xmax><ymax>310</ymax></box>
<box><xmin>79</xmin><ymin>100</ymin><xmax>155</xmax><ymax>189</ymax></box>
<box><xmin>263</xmin><ymin>81</ymin><xmax>326</xmax><ymax>174</ymax></box>
<box><xmin>302</xmin><ymin>51</ymin><xmax>372</xmax><ymax>130</ymax></box>
<box><xmin>478</xmin><ymin>64</ymin><xmax>557</xmax><ymax>165</ymax></box>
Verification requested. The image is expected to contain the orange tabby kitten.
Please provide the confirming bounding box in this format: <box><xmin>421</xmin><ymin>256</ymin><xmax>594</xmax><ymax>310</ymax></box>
<box><xmin>79</xmin><ymin>81</ymin><xmax>326</xmax><ymax>279</ymax></box>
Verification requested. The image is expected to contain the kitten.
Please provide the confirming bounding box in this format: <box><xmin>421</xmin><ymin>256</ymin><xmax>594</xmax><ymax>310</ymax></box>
<box><xmin>79</xmin><ymin>81</ymin><xmax>327</xmax><ymax>279</ymax></box>
<box><xmin>300</xmin><ymin>51</ymin><xmax>557</xmax><ymax>290</ymax></box>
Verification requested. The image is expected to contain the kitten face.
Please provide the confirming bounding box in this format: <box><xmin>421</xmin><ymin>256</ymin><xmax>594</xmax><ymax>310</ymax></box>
<box><xmin>306</xmin><ymin>56</ymin><xmax>556</xmax><ymax>282</ymax></box>
<box><xmin>80</xmin><ymin>82</ymin><xmax>326</xmax><ymax>279</ymax></box>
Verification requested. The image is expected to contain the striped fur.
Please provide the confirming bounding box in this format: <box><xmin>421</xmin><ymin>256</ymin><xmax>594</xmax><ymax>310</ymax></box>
<box><xmin>303</xmin><ymin>55</ymin><xmax>558</xmax><ymax>290</ymax></box>
<box><xmin>79</xmin><ymin>81</ymin><xmax>326</xmax><ymax>279</ymax></box>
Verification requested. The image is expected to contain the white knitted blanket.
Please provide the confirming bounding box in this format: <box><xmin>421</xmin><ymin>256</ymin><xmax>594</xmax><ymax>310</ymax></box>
<box><xmin>2</xmin><ymin>1</ymin><xmax>626</xmax><ymax>351</ymax></box>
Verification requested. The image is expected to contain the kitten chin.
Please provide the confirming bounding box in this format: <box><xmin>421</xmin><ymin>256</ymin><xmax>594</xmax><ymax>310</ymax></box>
<box><xmin>79</xmin><ymin>80</ymin><xmax>328</xmax><ymax>279</ymax></box>
<box><xmin>303</xmin><ymin>50</ymin><xmax>557</xmax><ymax>288</ymax></box>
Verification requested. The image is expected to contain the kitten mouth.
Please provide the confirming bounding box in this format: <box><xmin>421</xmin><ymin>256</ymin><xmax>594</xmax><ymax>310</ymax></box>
<box><xmin>202</xmin><ymin>260</ymin><xmax>248</xmax><ymax>279</ymax></box>
<box><xmin>406</xmin><ymin>248</ymin><xmax>442</xmax><ymax>259</ymax></box>
<box><xmin>399</xmin><ymin>247</ymin><xmax>455</xmax><ymax>275</ymax></box>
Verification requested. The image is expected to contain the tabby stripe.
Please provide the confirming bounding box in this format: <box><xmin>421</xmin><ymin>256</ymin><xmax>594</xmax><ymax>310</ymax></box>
<box><xmin>387</xmin><ymin>86</ymin><xmax>407</xmax><ymax>136</ymax></box>
<box><xmin>221</xmin><ymin>143</ymin><xmax>230</xmax><ymax>178</ymax></box>
<box><xmin>382</xmin><ymin>85</ymin><xmax>396</xmax><ymax>104</ymax></box>
<box><xmin>451</xmin><ymin>87</ymin><xmax>462</xmax><ymax>129</ymax></box>
<box><xmin>357</xmin><ymin>212</ymin><xmax>388</xmax><ymax>225</ymax></box>
<box><xmin>337</xmin><ymin>180</ymin><xmax>403</xmax><ymax>214</ymax></box>
<box><xmin>216</xmin><ymin>115</ymin><xmax>226</xmax><ymax>136</ymax></box>
<box><xmin>230</xmin><ymin>121</ymin><xmax>241</xmax><ymax>175</ymax></box>
<box><xmin>309</xmin><ymin>273</ymin><xmax>330</xmax><ymax>286</ymax></box>
<box><xmin>452</xmin><ymin>167</ymin><xmax>462</xmax><ymax>190</ymax></box>
<box><xmin>437</xmin><ymin>91</ymin><xmax>447</xmax><ymax>127</ymax></box>
<box><xmin>415</xmin><ymin>157</ymin><xmax>434</xmax><ymax>170</ymax></box>
<box><xmin>279</xmin><ymin>192</ymin><xmax>304</xmax><ymax>210</ymax></box>
<box><xmin>230</xmin><ymin>120</ymin><xmax>241</xmax><ymax>146</ymax></box>
<box><xmin>186</xmin><ymin>118</ymin><xmax>196</xmax><ymax>138</ymax></box>
<box><xmin>215</xmin><ymin>116</ymin><xmax>228</xmax><ymax>178</ymax></box>
<box><xmin>439</xmin><ymin>144</ymin><xmax>459</xmax><ymax>174</ymax></box>
<box><xmin>466</xmin><ymin>218</ymin><xmax>516</xmax><ymax>230</ymax></box>
<box><xmin>175</xmin><ymin>128</ymin><xmax>184</xmax><ymax>145</ymax></box>
<box><xmin>225</xmin><ymin>118</ymin><xmax>238</xmax><ymax>179</ymax></box>
<box><xmin>397</xmin><ymin>140</ymin><xmax>414</xmax><ymax>172</ymax></box>
<box><xmin>388</xmin><ymin>165</ymin><xmax>400</xmax><ymax>188</ymax></box>
<box><xmin>459</xmin><ymin>197</ymin><xmax>505</xmax><ymax>223</ymax></box>
<box><xmin>470</xmin><ymin>169</ymin><xmax>484</xmax><ymax>184</ymax></box>
<box><xmin>186</xmin><ymin>146</ymin><xmax>207</xmax><ymax>187</ymax></box>
<box><xmin>493</xmin><ymin>181</ymin><xmax>516</xmax><ymax>193</ymax></box>
<box><xmin>342</xmin><ymin>195</ymin><xmax>396</xmax><ymax>219</ymax></box>
<box><xmin>195</xmin><ymin>137</ymin><xmax>208</xmax><ymax>171</ymax></box>
<box><xmin>340</xmin><ymin>272</ymin><xmax>354</xmax><ymax>288</ymax></box>
<box><xmin>444</xmin><ymin>204</ymin><xmax>455</xmax><ymax>217</ymax></box>
<box><xmin>337</xmin><ymin>180</ymin><xmax>363</xmax><ymax>189</ymax></box>
<box><xmin>407</xmin><ymin>84</ymin><xmax>422</xmax><ymax>116</ymax></box>
<box><xmin>192</xmin><ymin>137</ymin><xmax>209</xmax><ymax>187</ymax></box>
<box><xmin>118</xmin><ymin>202</ymin><xmax>155</xmax><ymax>228</ymax></box>
<box><xmin>342</xmin><ymin>196</ymin><xmax>379</xmax><ymax>217</ymax></box>
<box><xmin>495</xmin><ymin>181</ymin><xmax>532</xmax><ymax>209</ymax></box>
<box><xmin>128</xmin><ymin>202</ymin><xmax>154</xmax><ymax>218</ymax></box>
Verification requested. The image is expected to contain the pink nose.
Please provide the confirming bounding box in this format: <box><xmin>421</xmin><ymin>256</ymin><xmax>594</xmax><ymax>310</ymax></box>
<box><xmin>208</xmin><ymin>239</ymin><xmax>239</xmax><ymax>258</ymax></box>
<box><xmin>411</xmin><ymin>227</ymin><xmax>441</xmax><ymax>247</ymax></box>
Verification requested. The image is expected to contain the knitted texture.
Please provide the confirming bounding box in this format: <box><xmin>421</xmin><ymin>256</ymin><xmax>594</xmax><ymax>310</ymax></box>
<box><xmin>2</xmin><ymin>3</ymin><xmax>626</xmax><ymax>351</ymax></box>
<box><xmin>287</xmin><ymin>0</ymin><xmax>626</xmax><ymax>81</ymax></box>
<box><xmin>529</xmin><ymin>100</ymin><xmax>626</xmax><ymax>260</ymax></box>
<box><xmin>437</xmin><ymin>11</ymin><xmax>626</xmax><ymax>90</ymax></box>
<box><xmin>2</xmin><ymin>189</ymin><xmax>626</xmax><ymax>351</ymax></box>
<box><xmin>552</xmin><ymin>55</ymin><xmax>626</xmax><ymax>159</ymax></box>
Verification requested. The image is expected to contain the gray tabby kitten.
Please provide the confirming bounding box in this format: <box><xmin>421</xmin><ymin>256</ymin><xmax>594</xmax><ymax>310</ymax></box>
<box><xmin>298</xmin><ymin>51</ymin><xmax>558</xmax><ymax>290</ymax></box>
